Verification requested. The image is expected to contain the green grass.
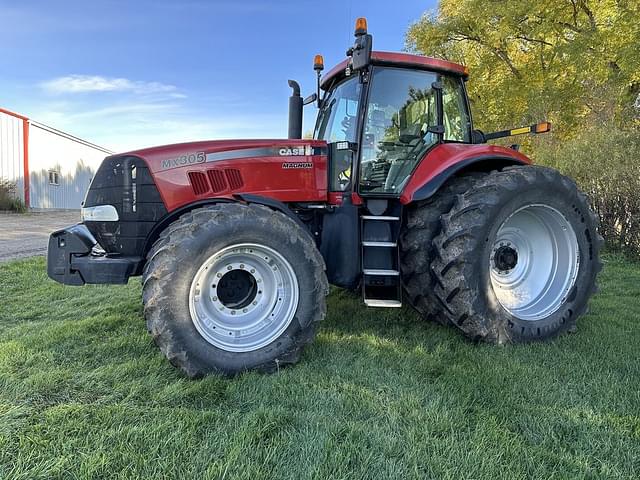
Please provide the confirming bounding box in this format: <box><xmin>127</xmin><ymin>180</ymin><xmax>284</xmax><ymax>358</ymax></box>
<box><xmin>0</xmin><ymin>257</ymin><xmax>639</xmax><ymax>479</ymax></box>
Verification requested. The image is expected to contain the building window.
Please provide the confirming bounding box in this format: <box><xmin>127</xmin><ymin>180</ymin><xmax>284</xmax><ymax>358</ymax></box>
<box><xmin>48</xmin><ymin>170</ymin><xmax>60</xmax><ymax>186</ymax></box>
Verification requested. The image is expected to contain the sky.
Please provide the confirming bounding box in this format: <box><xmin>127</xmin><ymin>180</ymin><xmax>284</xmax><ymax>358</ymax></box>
<box><xmin>0</xmin><ymin>0</ymin><xmax>436</xmax><ymax>152</ymax></box>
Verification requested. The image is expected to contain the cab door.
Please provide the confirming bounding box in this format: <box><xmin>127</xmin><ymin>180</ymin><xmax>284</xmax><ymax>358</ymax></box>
<box><xmin>357</xmin><ymin>67</ymin><xmax>472</xmax><ymax>197</ymax></box>
<box><xmin>313</xmin><ymin>75</ymin><xmax>364</xmax><ymax>287</ymax></box>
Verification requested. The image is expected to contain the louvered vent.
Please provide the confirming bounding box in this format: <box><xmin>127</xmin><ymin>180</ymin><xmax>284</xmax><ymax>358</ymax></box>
<box><xmin>188</xmin><ymin>171</ymin><xmax>210</xmax><ymax>195</ymax></box>
<box><xmin>207</xmin><ymin>169</ymin><xmax>227</xmax><ymax>193</ymax></box>
<box><xmin>225</xmin><ymin>169</ymin><xmax>244</xmax><ymax>190</ymax></box>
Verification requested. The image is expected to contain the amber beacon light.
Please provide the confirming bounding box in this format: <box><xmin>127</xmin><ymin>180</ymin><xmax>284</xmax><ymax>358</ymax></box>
<box><xmin>355</xmin><ymin>17</ymin><xmax>368</xmax><ymax>36</ymax></box>
<box><xmin>314</xmin><ymin>55</ymin><xmax>324</xmax><ymax>71</ymax></box>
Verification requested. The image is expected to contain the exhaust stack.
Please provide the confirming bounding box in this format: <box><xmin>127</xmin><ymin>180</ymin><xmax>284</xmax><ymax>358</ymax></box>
<box><xmin>287</xmin><ymin>80</ymin><xmax>303</xmax><ymax>139</ymax></box>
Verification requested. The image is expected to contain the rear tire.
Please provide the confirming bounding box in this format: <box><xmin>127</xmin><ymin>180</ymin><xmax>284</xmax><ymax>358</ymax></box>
<box><xmin>431</xmin><ymin>166</ymin><xmax>602</xmax><ymax>343</ymax></box>
<box><xmin>400</xmin><ymin>173</ymin><xmax>485</xmax><ymax>325</ymax></box>
<box><xmin>142</xmin><ymin>203</ymin><xmax>328</xmax><ymax>377</ymax></box>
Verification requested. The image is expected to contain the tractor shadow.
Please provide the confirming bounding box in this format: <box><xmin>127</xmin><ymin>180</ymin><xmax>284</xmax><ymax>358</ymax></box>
<box><xmin>304</xmin><ymin>287</ymin><xmax>469</xmax><ymax>379</ymax></box>
<box><xmin>322</xmin><ymin>287</ymin><xmax>456</xmax><ymax>348</ymax></box>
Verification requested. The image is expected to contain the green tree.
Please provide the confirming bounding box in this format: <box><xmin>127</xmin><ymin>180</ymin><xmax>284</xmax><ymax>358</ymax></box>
<box><xmin>406</xmin><ymin>0</ymin><xmax>640</xmax><ymax>135</ymax></box>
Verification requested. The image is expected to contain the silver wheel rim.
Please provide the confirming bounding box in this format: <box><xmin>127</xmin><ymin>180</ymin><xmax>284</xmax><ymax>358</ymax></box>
<box><xmin>189</xmin><ymin>243</ymin><xmax>299</xmax><ymax>352</ymax></box>
<box><xmin>489</xmin><ymin>204</ymin><xmax>579</xmax><ymax>321</ymax></box>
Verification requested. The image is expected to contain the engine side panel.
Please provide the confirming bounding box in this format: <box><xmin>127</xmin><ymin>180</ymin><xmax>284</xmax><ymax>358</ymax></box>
<box><xmin>400</xmin><ymin>143</ymin><xmax>531</xmax><ymax>204</ymax></box>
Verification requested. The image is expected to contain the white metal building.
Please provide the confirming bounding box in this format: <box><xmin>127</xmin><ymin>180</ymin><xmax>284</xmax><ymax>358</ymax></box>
<box><xmin>0</xmin><ymin>107</ymin><xmax>112</xmax><ymax>210</ymax></box>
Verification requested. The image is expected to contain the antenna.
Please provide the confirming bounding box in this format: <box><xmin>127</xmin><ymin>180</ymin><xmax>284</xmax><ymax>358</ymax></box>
<box><xmin>346</xmin><ymin>0</ymin><xmax>352</xmax><ymax>44</ymax></box>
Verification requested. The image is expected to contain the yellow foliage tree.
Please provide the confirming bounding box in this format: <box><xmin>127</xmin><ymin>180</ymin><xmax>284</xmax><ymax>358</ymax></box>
<box><xmin>406</xmin><ymin>0</ymin><xmax>640</xmax><ymax>135</ymax></box>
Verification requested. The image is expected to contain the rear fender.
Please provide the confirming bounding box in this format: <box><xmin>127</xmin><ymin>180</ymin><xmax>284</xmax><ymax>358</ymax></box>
<box><xmin>400</xmin><ymin>143</ymin><xmax>530</xmax><ymax>204</ymax></box>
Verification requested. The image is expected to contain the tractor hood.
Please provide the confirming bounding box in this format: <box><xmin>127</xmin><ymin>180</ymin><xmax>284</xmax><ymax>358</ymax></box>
<box><xmin>109</xmin><ymin>138</ymin><xmax>329</xmax><ymax>213</ymax></box>
<box><xmin>120</xmin><ymin>139</ymin><xmax>328</xmax><ymax>175</ymax></box>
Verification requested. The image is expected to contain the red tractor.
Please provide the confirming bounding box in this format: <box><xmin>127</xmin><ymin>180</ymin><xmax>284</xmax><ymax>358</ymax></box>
<box><xmin>48</xmin><ymin>19</ymin><xmax>601</xmax><ymax>377</ymax></box>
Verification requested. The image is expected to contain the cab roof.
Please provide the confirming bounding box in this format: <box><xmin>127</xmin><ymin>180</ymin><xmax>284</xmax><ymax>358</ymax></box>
<box><xmin>320</xmin><ymin>51</ymin><xmax>468</xmax><ymax>90</ymax></box>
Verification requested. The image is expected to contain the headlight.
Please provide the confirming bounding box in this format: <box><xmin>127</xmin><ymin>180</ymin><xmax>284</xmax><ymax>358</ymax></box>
<box><xmin>81</xmin><ymin>205</ymin><xmax>119</xmax><ymax>222</ymax></box>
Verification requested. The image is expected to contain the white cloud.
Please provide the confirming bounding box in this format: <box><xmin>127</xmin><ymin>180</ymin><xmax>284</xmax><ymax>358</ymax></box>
<box><xmin>28</xmin><ymin>74</ymin><xmax>283</xmax><ymax>152</ymax></box>
<box><xmin>41</xmin><ymin>75</ymin><xmax>179</xmax><ymax>95</ymax></box>
<box><xmin>28</xmin><ymin>101</ymin><xmax>284</xmax><ymax>152</ymax></box>
<box><xmin>68</xmin><ymin>102</ymin><xmax>178</xmax><ymax>120</ymax></box>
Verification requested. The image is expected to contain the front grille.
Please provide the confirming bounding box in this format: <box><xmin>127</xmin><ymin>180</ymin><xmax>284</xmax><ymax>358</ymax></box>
<box><xmin>83</xmin><ymin>155</ymin><xmax>167</xmax><ymax>256</ymax></box>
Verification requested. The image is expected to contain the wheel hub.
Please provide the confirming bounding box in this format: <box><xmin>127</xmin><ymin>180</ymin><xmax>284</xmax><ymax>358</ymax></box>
<box><xmin>189</xmin><ymin>244</ymin><xmax>299</xmax><ymax>352</ymax></box>
<box><xmin>216</xmin><ymin>268</ymin><xmax>258</xmax><ymax>310</ymax></box>
<box><xmin>494</xmin><ymin>245</ymin><xmax>518</xmax><ymax>272</ymax></box>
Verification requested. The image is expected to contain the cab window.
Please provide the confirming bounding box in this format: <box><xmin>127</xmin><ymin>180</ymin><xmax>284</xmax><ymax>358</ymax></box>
<box><xmin>442</xmin><ymin>76</ymin><xmax>471</xmax><ymax>142</ymax></box>
<box><xmin>314</xmin><ymin>77</ymin><xmax>362</xmax><ymax>190</ymax></box>
<box><xmin>315</xmin><ymin>77</ymin><xmax>361</xmax><ymax>143</ymax></box>
<box><xmin>359</xmin><ymin>67</ymin><xmax>470</xmax><ymax>195</ymax></box>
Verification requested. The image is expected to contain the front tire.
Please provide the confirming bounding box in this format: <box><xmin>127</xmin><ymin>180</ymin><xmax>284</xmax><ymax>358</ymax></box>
<box><xmin>142</xmin><ymin>203</ymin><xmax>328</xmax><ymax>377</ymax></box>
<box><xmin>431</xmin><ymin>166</ymin><xmax>602</xmax><ymax>343</ymax></box>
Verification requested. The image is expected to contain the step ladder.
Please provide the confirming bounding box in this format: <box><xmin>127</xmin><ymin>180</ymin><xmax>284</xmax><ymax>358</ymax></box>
<box><xmin>360</xmin><ymin>214</ymin><xmax>402</xmax><ymax>308</ymax></box>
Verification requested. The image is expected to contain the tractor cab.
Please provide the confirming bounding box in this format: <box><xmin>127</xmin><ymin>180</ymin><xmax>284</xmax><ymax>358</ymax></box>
<box><xmin>290</xmin><ymin>17</ymin><xmax>472</xmax><ymax>200</ymax></box>
<box><xmin>315</xmin><ymin>60</ymin><xmax>471</xmax><ymax>196</ymax></box>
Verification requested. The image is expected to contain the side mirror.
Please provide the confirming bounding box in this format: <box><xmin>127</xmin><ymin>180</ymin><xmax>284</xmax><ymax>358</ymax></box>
<box><xmin>303</xmin><ymin>93</ymin><xmax>317</xmax><ymax>105</ymax></box>
<box><xmin>471</xmin><ymin>129</ymin><xmax>486</xmax><ymax>144</ymax></box>
<box><xmin>426</xmin><ymin>125</ymin><xmax>444</xmax><ymax>135</ymax></box>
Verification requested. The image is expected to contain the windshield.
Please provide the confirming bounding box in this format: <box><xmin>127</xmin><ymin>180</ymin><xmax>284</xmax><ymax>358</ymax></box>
<box><xmin>314</xmin><ymin>76</ymin><xmax>362</xmax><ymax>143</ymax></box>
<box><xmin>314</xmin><ymin>76</ymin><xmax>362</xmax><ymax>191</ymax></box>
<box><xmin>359</xmin><ymin>67</ymin><xmax>471</xmax><ymax>194</ymax></box>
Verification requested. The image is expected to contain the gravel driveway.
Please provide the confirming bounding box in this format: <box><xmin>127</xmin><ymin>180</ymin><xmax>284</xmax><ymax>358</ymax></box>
<box><xmin>0</xmin><ymin>211</ymin><xmax>80</xmax><ymax>263</ymax></box>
